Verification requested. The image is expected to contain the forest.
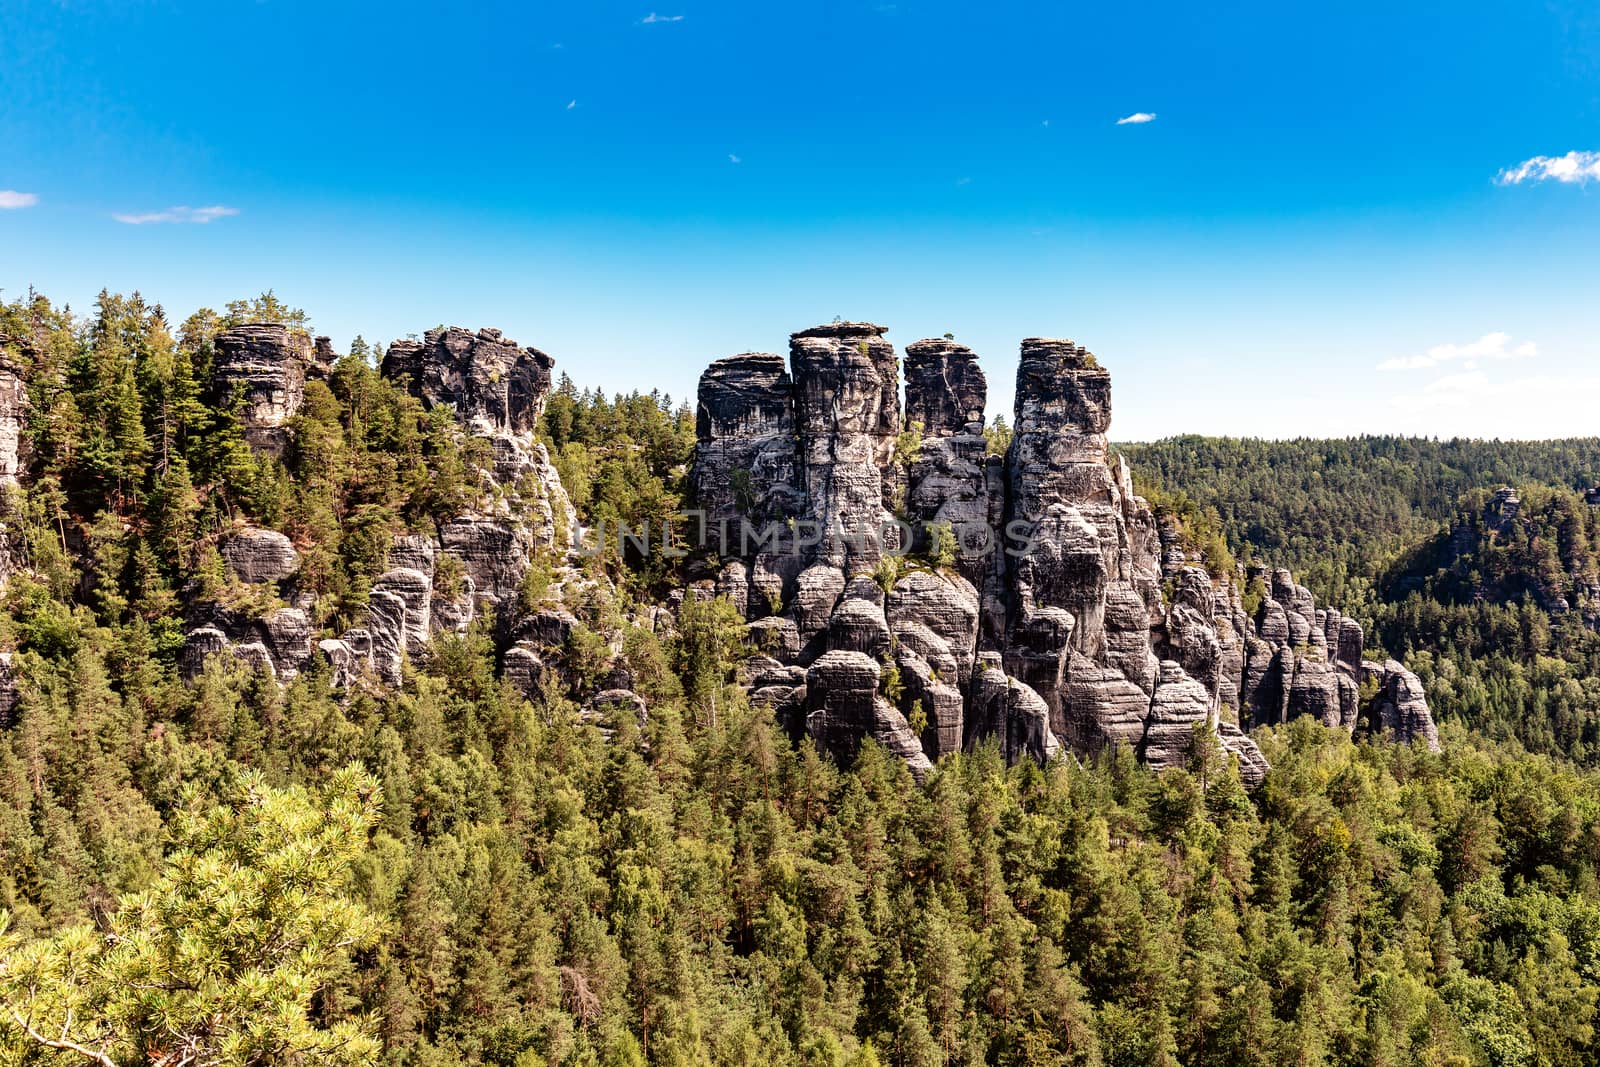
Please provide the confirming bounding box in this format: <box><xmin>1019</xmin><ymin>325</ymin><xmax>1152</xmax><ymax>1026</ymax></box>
<box><xmin>1</xmin><ymin>290</ymin><xmax>1599</xmax><ymax>1065</ymax></box>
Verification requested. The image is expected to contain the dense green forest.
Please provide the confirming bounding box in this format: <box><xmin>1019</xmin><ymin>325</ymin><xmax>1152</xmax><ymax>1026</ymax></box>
<box><xmin>1126</xmin><ymin>437</ymin><xmax>1600</xmax><ymax>765</ymax></box>
<box><xmin>3</xmin><ymin>291</ymin><xmax>1600</xmax><ymax>1065</ymax></box>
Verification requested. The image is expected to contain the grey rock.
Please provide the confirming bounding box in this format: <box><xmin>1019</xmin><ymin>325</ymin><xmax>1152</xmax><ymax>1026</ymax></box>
<box><xmin>318</xmin><ymin>639</ymin><xmax>361</xmax><ymax>688</ymax></box>
<box><xmin>502</xmin><ymin>644</ymin><xmax>545</xmax><ymax>697</ymax></box>
<box><xmin>692</xmin><ymin>353</ymin><xmax>801</xmax><ymax>554</ymax></box>
<box><xmin>382</xmin><ymin>326</ymin><xmax>553</xmax><ymax>438</ymax></box>
<box><xmin>804</xmin><ymin>650</ymin><xmax>884</xmax><ymax>765</ymax></box>
<box><xmin>221</xmin><ymin>528</ymin><xmax>300</xmax><ymax>584</ymax></box>
<box><xmin>886</xmin><ymin>570</ymin><xmax>980</xmax><ymax>684</ymax></box>
<box><xmin>366</xmin><ymin>590</ymin><xmax>408</xmax><ymax>687</ymax></box>
<box><xmin>903</xmin><ymin>337</ymin><xmax>987</xmax><ymax>437</ymax></box>
<box><xmin>966</xmin><ymin>665</ymin><xmax>1061</xmax><ymax>764</ymax></box>
<box><xmin>213</xmin><ymin>324</ymin><xmax>312</xmax><ymax>456</ymax></box>
<box><xmin>373</xmin><ymin>568</ymin><xmax>432</xmax><ymax>654</ymax></box>
<box><xmin>179</xmin><ymin>626</ymin><xmax>231</xmax><ymax>681</ymax></box>
<box><xmin>440</xmin><ymin>516</ymin><xmax>532</xmax><ymax>608</ymax></box>
<box><xmin>1217</xmin><ymin>720</ymin><xmax>1269</xmax><ymax>788</ymax></box>
<box><xmin>0</xmin><ymin>652</ymin><xmax>15</xmax><ymax>728</ymax></box>
<box><xmin>231</xmin><ymin>641</ymin><xmax>277</xmax><ymax>678</ymax></box>
<box><xmin>1365</xmin><ymin>659</ymin><xmax>1442</xmax><ymax>751</ymax></box>
<box><xmin>0</xmin><ymin>356</ymin><xmax>28</xmax><ymax>485</ymax></box>
<box><xmin>1287</xmin><ymin>657</ymin><xmax>1342</xmax><ymax>729</ymax></box>
<box><xmin>791</xmin><ymin>564</ymin><xmax>846</xmax><ymax>647</ymax></box>
<box><xmin>682</xmin><ymin>323</ymin><xmax>1432</xmax><ymax>785</ymax></box>
<box><xmin>747</xmin><ymin>616</ymin><xmax>801</xmax><ymax>661</ymax></box>
<box><xmin>258</xmin><ymin>609</ymin><xmax>313</xmax><ymax>679</ymax></box>
<box><xmin>828</xmin><ymin>597</ymin><xmax>892</xmax><ymax>656</ymax></box>
<box><xmin>1141</xmin><ymin>661</ymin><xmax>1213</xmax><ymax>773</ymax></box>
<box><xmin>790</xmin><ymin>323</ymin><xmax>900</xmax><ymax>569</ymax></box>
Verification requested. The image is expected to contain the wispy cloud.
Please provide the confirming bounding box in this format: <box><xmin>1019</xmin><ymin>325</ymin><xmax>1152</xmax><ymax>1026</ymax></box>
<box><xmin>1376</xmin><ymin>331</ymin><xmax>1537</xmax><ymax>372</ymax></box>
<box><xmin>1386</xmin><ymin>370</ymin><xmax>1600</xmax><ymax>432</ymax></box>
<box><xmin>728</xmin><ymin>154</ymin><xmax>741</xmax><ymax>164</ymax></box>
<box><xmin>0</xmin><ymin>190</ymin><xmax>39</xmax><ymax>209</ymax></box>
<box><xmin>567</xmin><ymin>100</ymin><xmax>577</xmax><ymax>109</ymax></box>
<box><xmin>113</xmin><ymin>204</ymin><xmax>239</xmax><ymax>225</ymax></box>
<box><xmin>640</xmin><ymin>12</ymin><xmax>684</xmax><ymax>23</ymax></box>
<box><xmin>1496</xmin><ymin>150</ymin><xmax>1600</xmax><ymax>185</ymax></box>
<box><xmin>1116</xmin><ymin>112</ymin><xmax>1156</xmax><ymax>125</ymax></box>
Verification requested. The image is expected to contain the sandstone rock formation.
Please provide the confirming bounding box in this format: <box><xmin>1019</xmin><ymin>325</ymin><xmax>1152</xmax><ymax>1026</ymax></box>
<box><xmin>182</xmin><ymin>326</ymin><xmax>577</xmax><ymax>688</ymax></box>
<box><xmin>0</xmin><ymin>354</ymin><xmax>28</xmax><ymax>486</ymax></box>
<box><xmin>213</xmin><ymin>324</ymin><xmax>312</xmax><ymax>457</ymax></box>
<box><xmin>691</xmin><ymin>323</ymin><xmax>1442</xmax><ymax>786</ymax></box>
<box><xmin>383</xmin><ymin>327</ymin><xmax>576</xmax><ymax>558</ymax></box>
<box><xmin>221</xmin><ymin>528</ymin><xmax>300</xmax><ymax>585</ymax></box>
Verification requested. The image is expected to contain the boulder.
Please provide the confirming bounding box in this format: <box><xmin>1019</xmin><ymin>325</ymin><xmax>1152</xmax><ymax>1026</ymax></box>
<box><xmin>221</xmin><ymin>528</ymin><xmax>300</xmax><ymax>584</ymax></box>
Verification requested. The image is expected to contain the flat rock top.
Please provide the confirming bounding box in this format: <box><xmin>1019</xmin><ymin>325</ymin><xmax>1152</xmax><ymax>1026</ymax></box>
<box><xmin>704</xmin><ymin>352</ymin><xmax>787</xmax><ymax>375</ymax></box>
<box><xmin>791</xmin><ymin>322</ymin><xmax>888</xmax><ymax>339</ymax></box>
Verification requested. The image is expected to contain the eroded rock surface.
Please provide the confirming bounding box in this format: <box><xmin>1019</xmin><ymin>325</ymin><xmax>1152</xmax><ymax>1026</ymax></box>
<box><xmin>690</xmin><ymin>323</ymin><xmax>1440</xmax><ymax>786</ymax></box>
<box><xmin>221</xmin><ymin>528</ymin><xmax>300</xmax><ymax>585</ymax></box>
<box><xmin>213</xmin><ymin>324</ymin><xmax>312</xmax><ymax>457</ymax></box>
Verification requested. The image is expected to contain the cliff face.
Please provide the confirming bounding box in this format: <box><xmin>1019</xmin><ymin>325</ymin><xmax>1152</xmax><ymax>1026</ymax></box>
<box><xmin>148</xmin><ymin>315</ymin><xmax>1436</xmax><ymax>786</ymax></box>
<box><xmin>182</xmin><ymin>324</ymin><xmax>576</xmax><ymax>688</ymax></box>
<box><xmin>212</xmin><ymin>324</ymin><xmax>317</xmax><ymax>457</ymax></box>
<box><xmin>693</xmin><ymin>324</ymin><xmax>1441</xmax><ymax>785</ymax></box>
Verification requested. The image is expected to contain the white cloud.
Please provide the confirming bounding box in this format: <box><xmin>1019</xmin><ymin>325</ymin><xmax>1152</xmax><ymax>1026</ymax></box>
<box><xmin>0</xmin><ymin>190</ymin><xmax>39</xmax><ymax>209</ymax></box>
<box><xmin>1424</xmin><ymin>370</ymin><xmax>1491</xmax><ymax>394</ymax></box>
<box><xmin>567</xmin><ymin>99</ymin><xmax>577</xmax><ymax>109</ymax></box>
<box><xmin>1496</xmin><ymin>150</ymin><xmax>1600</xmax><ymax>185</ymax></box>
<box><xmin>113</xmin><ymin>204</ymin><xmax>239</xmax><ymax>225</ymax></box>
<box><xmin>1386</xmin><ymin>371</ymin><xmax>1600</xmax><ymax>433</ymax></box>
<box><xmin>1376</xmin><ymin>331</ymin><xmax>1537</xmax><ymax>372</ymax></box>
<box><xmin>1116</xmin><ymin>112</ymin><xmax>1156</xmax><ymax>125</ymax></box>
<box><xmin>728</xmin><ymin>154</ymin><xmax>741</xmax><ymax>163</ymax></box>
<box><xmin>641</xmin><ymin>12</ymin><xmax>683</xmax><ymax>22</ymax></box>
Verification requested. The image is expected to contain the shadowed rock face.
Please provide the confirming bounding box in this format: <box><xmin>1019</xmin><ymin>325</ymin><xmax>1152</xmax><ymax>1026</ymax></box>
<box><xmin>692</xmin><ymin>353</ymin><xmax>798</xmax><ymax>554</ymax></box>
<box><xmin>904</xmin><ymin>338</ymin><xmax>986</xmax><ymax>436</ymax></box>
<box><xmin>213</xmin><ymin>324</ymin><xmax>313</xmax><ymax>456</ymax></box>
<box><xmin>692</xmin><ymin>322</ymin><xmax>1442</xmax><ymax>785</ymax></box>
<box><xmin>381</xmin><ymin>326</ymin><xmax>554</xmax><ymax>438</ymax></box>
<box><xmin>221</xmin><ymin>528</ymin><xmax>300</xmax><ymax>585</ymax></box>
<box><xmin>790</xmin><ymin>322</ymin><xmax>902</xmax><ymax>570</ymax></box>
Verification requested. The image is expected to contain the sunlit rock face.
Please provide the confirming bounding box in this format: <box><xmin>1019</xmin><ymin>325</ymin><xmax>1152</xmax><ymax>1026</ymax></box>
<box><xmin>213</xmin><ymin>323</ymin><xmax>313</xmax><ymax>457</ymax></box>
<box><xmin>183</xmin><ymin>325</ymin><xmax>580</xmax><ymax>688</ymax></box>
<box><xmin>692</xmin><ymin>322</ymin><xmax>1442</xmax><ymax>786</ymax></box>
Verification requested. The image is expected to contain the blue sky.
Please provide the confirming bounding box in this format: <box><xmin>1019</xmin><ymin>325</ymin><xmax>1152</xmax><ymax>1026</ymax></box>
<box><xmin>3</xmin><ymin>0</ymin><xmax>1599</xmax><ymax>439</ymax></box>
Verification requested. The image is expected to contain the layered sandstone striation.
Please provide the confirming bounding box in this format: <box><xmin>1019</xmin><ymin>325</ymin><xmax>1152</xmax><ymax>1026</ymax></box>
<box><xmin>692</xmin><ymin>324</ymin><xmax>1441</xmax><ymax>786</ymax></box>
<box><xmin>212</xmin><ymin>324</ymin><xmax>314</xmax><ymax>457</ymax></box>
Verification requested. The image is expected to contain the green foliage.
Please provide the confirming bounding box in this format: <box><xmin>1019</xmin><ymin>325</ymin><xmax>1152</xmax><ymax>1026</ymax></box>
<box><xmin>894</xmin><ymin>422</ymin><xmax>924</xmax><ymax>468</ymax></box>
<box><xmin>872</xmin><ymin>554</ymin><xmax>902</xmax><ymax>597</ymax></box>
<box><xmin>1127</xmin><ymin>436</ymin><xmax>1600</xmax><ymax>763</ymax></box>
<box><xmin>540</xmin><ymin>382</ymin><xmax>695</xmax><ymax>593</ymax></box>
<box><xmin>12</xmin><ymin>290</ymin><xmax>1600</xmax><ymax>1064</ymax></box>
<box><xmin>672</xmin><ymin>595</ymin><xmax>747</xmax><ymax>722</ymax></box>
<box><xmin>984</xmin><ymin>414</ymin><xmax>1012</xmax><ymax>457</ymax></box>
<box><xmin>0</xmin><ymin>767</ymin><xmax>382</xmax><ymax>1065</ymax></box>
<box><xmin>924</xmin><ymin>521</ymin><xmax>958</xmax><ymax>570</ymax></box>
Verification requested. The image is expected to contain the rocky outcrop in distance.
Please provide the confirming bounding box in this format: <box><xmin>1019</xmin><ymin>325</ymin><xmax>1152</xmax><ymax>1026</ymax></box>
<box><xmin>691</xmin><ymin>324</ymin><xmax>1441</xmax><ymax>786</ymax></box>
